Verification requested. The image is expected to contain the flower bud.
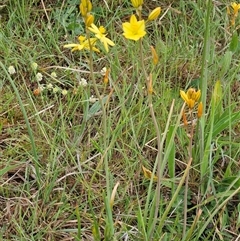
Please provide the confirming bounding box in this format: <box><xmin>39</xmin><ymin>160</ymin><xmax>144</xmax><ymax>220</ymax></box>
<box><xmin>81</xmin><ymin>0</ymin><xmax>88</xmax><ymax>8</ymax></box>
<box><xmin>131</xmin><ymin>0</ymin><xmax>143</xmax><ymax>8</ymax></box>
<box><xmin>80</xmin><ymin>0</ymin><xmax>92</xmax><ymax>17</ymax></box>
<box><xmin>197</xmin><ymin>102</ymin><xmax>203</xmax><ymax>118</ymax></box>
<box><xmin>86</xmin><ymin>0</ymin><xmax>92</xmax><ymax>12</ymax></box>
<box><xmin>148</xmin><ymin>74</ymin><xmax>153</xmax><ymax>94</ymax></box>
<box><xmin>150</xmin><ymin>46</ymin><xmax>158</xmax><ymax>65</ymax></box>
<box><xmin>103</xmin><ymin>68</ymin><xmax>110</xmax><ymax>85</ymax></box>
<box><xmin>148</xmin><ymin>7</ymin><xmax>161</xmax><ymax>21</ymax></box>
<box><xmin>80</xmin><ymin>3</ymin><xmax>87</xmax><ymax>17</ymax></box>
<box><xmin>182</xmin><ymin>111</ymin><xmax>188</xmax><ymax>126</ymax></box>
<box><xmin>85</xmin><ymin>14</ymin><xmax>94</xmax><ymax>27</ymax></box>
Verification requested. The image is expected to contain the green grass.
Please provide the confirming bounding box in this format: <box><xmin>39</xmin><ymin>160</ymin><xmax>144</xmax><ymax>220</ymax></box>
<box><xmin>0</xmin><ymin>0</ymin><xmax>240</xmax><ymax>240</ymax></box>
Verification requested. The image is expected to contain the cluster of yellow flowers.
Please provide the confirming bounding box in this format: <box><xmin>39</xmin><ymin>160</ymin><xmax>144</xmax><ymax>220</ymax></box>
<box><xmin>227</xmin><ymin>2</ymin><xmax>240</xmax><ymax>26</ymax></box>
<box><xmin>180</xmin><ymin>88</ymin><xmax>203</xmax><ymax>124</ymax></box>
<box><xmin>64</xmin><ymin>0</ymin><xmax>114</xmax><ymax>53</ymax></box>
<box><xmin>64</xmin><ymin>0</ymin><xmax>161</xmax><ymax>52</ymax></box>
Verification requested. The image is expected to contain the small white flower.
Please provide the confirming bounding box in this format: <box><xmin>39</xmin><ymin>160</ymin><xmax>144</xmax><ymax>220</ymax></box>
<box><xmin>36</xmin><ymin>72</ymin><xmax>43</xmax><ymax>82</ymax></box>
<box><xmin>47</xmin><ymin>83</ymin><xmax>53</xmax><ymax>89</ymax></box>
<box><xmin>100</xmin><ymin>67</ymin><xmax>107</xmax><ymax>76</ymax></box>
<box><xmin>89</xmin><ymin>95</ymin><xmax>98</xmax><ymax>103</ymax></box>
<box><xmin>8</xmin><ymin>66</ymin><xmax>16</xmax><ymax>75</ymax></box>
<box><xmin>39</xmin><ymin>84</ymin><xmax>45</xmax><ymax>91</ymax></box>
<box><xmin>53</xmin><ymin>86</ymin><xmax>60</xmax><ymax>93</ymax></box>
<box><xmin>61</xmin><ymin>89</ymin><xmax>68</xmax><ymax>96</ymax></box>
<box><xmin>31</xmin><ymin>62</ymin><xmax>38</xmax><ymax>70</ymax></box>
<box><xmin>51</xmin><ymin>72</ymin><xmax>57</xmax><ymax>78</ymax></box>
<box><xmin>79</xmin><ymin>78</ymin><xmax>88</xmax><ymax>87</ymax></box>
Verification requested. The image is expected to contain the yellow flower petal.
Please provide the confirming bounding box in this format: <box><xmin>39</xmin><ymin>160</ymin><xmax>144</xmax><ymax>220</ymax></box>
<box><xmin>180</xmin><ymin>90</ymin><xmax>189</xmax><ymax>103</ymax></box>
<box><xmin>88</xmin><ymin>23</ymin><xmax>100</xmax><ymax>34</ymax></box>
<box><xmin>195</xmin><ymin>89</ymin><xmax>201</xmax><ymax>101</ymax></box>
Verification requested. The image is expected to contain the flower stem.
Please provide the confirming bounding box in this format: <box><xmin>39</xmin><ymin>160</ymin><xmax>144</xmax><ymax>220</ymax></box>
<box><xmin>183</xmin><ymin>111</ymin><xmax>194</xmax><ymax>238</ymax></box>
<box><xmin>139</xmin><ymin>39</ymin><xmax>162</xmax><ymax>239</ymax></box>
<box><xmin>86</xmin><ymin>30</ymin><xmax>114</xmax><ymax>236</ymax></box>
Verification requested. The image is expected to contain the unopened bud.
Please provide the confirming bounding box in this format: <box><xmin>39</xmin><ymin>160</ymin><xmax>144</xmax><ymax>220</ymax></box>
<box><xmin>150</xmin><ymin>46</ymin><xmax>158</xmax><ymax>65</ymax></box>
<box><xmin>182</xmin><ymin>111</ymin><xmax>188</xmax><ymax>126</ymax></box>
<box><xmin>197</xmin><ymin>102</ymin><xmax>203</xmax><ymax>118</ymax></box>
<box><xmin>148</xmin><ymin>74</ymin><xmax>153</xmax><ymax>94</ymax></box>
<box><xmin>103</xmin><ymin>68</ymin><xmax>110</xmax><ymax>85</ymax></box>
<box><xmin>80</xmin><ymin>0</ymin><xmax>92</xmax><ymax>17</ymax></box>
<box><xmin>80</xmin><ymin>3</ymin><xmax>87</xmax><ymax>17</ymax></box>
<box><xmin>148</xmin><ymin>7</ymin><xmax>161</xmax><ymax>21</ymax></box>
<box><xmin>85</xmin><ymin>14</ymin><xmax>94</xmax><ymax>27</ymax></box>
<box><xmin>131</xmin><ymin>0</ymin><xmax>143</xmax><ymax>8</ymax></box>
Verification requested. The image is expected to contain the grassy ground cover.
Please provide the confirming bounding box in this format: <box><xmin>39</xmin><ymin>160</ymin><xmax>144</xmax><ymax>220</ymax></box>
<box><xmin>0</xmin><ymin>0</ymin><xmax>240</xmax><ymax>240</ymax></box>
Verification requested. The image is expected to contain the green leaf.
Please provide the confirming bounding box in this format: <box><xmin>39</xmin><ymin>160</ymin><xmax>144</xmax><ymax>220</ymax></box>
<box><xmin>217</xmin><ymin>176</ymin><xmax>240</xmax><ymax>191</ymax></box>
<box><xmin>219</xmin><ymin>51</ymin><xmax>233</xmax><ymax>77</ymax></box>
<box><xmin>87</xmin><ymin>96</ymin><xmax>109</xmax><ymax>121</ymax></box>
<box><xmin>229</xmin><ymin>32</ymin><xmax>239</xmax><ymax>53</ymax></box>
<box><xmin>212</xmin><ymin>80</ymin><xmax>223</xmax><ymax>120</ymax></box>
<box><xmin>0</xmin><ymin>164</ymin><xmax>20</xmax><ymax>176</ymax></box>
<box><xmin>212</xmin><ymin>109</ymin><xmax>240</xmax><ymax>139</ymax></box>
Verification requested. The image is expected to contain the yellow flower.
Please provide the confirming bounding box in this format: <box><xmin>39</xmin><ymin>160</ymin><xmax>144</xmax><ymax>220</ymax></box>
<box><xmin>148</xmin><ymin>7</ymin><xmax>161</xmax><ymax>21</ymax></box>
<box><xmin>63</xmin><ymin>35</ymin><xmax>100</xmax><ymax>52</ymax></box>
<box><xmin>131</xmin><ymin>0</ymin><xmax>143</xmax><ymax>8</ymax></box>
<box><xmin>180</xmin><ymin>88</ymin><xmax>201</xmax><ymax>109</ymax></box>
<box><xmin>122</xmin><ymin>15</ymin><xmax>146</xmax><ymax>41</ymax></box>
<box><xmin>88</xmin><ymin>23</ymin><xmax>115</xmax><ymax>52</ymax></box>
<box><xmin>231</xmin><ymin>2</ymin><xmax>240</xmax><ymax>17</ymax></box>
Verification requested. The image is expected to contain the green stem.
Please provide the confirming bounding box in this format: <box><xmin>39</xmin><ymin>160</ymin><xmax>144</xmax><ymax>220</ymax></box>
<box><xmin>86</xmin><ymin>30</ymin><xmax>113</xmax><ymax>236</ymax></box>
<box><xmin>199</xmin><ymin>0</ymin><xmax>212</xmax><ymax>194</ymax></box>
<box><xmin>183</xmin><ymin>111</ymin><xmax>194</xmax><ymax>238</ymax></box>
<box><xmin>139</xmin><ymin>40</ymin><xmax>162</xmax><ymax>239</ymax></box>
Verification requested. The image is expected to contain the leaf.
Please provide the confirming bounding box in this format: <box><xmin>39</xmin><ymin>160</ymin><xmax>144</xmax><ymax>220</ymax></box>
<box><xmin>229</xmin><ymin>32</ymin><xmax>239</xmax><ymax>53</ymax></box>
<box><xmin>110</xmin><ymin>181</ymin><xmax>120</xmax><ymax>209</ymax></box>
<box><xmin>219</xmin><ymin>51</ymin><xmax>233</xmax><ymax>77</ymax></box>
<box><xmin>212</xmin><ymin>80</ymin><xmax>223</xmax><ymax>120</ymax></box>
<box><xmin>86</xmin><ymin>95</ymin><xmax>108</xmax><ymax>121</ymax></box>
<box><xmin>212</xmin><ymin>109</ymin><xmax>240</xmax><ymax>139</ymax></box>
<box><xmin>0</xmin><ymin>164</ymin><xmax>20</xmax><ymax>176</ymax></box>
<box><xmin>217</xmin><ymin>176</ymin><xmax>240</xmax><ymax>191</ymax></box>
<box><xmin>142</xmin><ymin>165</ymin><xmax>158</xmax><ymax>182</ymax></box>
